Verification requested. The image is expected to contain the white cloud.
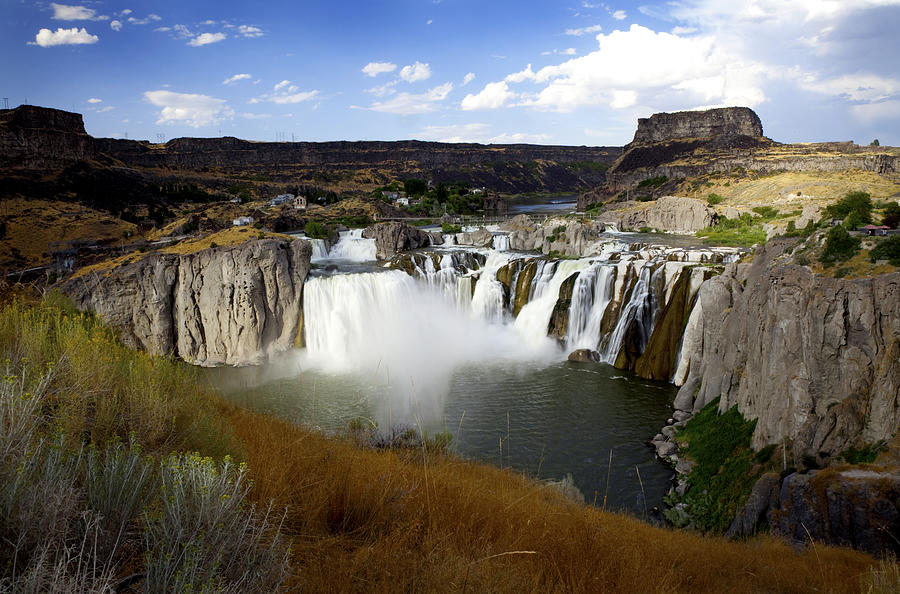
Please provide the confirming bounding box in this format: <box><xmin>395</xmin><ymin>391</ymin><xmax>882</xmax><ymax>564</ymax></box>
<box><xmin>672</xmin><ymin>26</ymin><xmax>697</xmax><ymax>35</ymax></box>
<box><xmin>566</xmin><ymin>24</ymin><xmax>603</xmax><ymax>36</ymax></box>
<box><xmin>362</xmin><ymin>62</ymin><xmax>397</xmax><ymax>77</ymax></box>
<box><xmin>251</xmin><ymin>82</ymin><xmax>320</xmax><ymax>104</ymax></box>
<box><xmin>32</xmin><ymin>27</ymin><xmax>99</xmax><ymax>47</ymax></box>
<box><xmin>188</xmin><ymin>32</ymin><xmax>226</xmax><ymax>46</ymax></box>
<box><xmin>121</xmin><ymin>9</ymin><xmax>132</xmax><ymax>15</ymax></box>
<box><xmin>87</xmin><ymin>97</ymin><xmax>102</xmax><ymax>103</ymax></box>
<box><xmin>240</xmin><ymin>112</ymin><xmax>272</xmax><ymax>119</ymax></box>
<box><xmin>237</xmin><ymin>25</ymin><xmax>263</xmax><ymax>38</ymax></box>
<box><xmin>427</xmin><ymin>19</ymin><xmax>433</xmax><ymax>25</ymax></box>
<box><xmin>505</xmin><ymin>64</ymin><xmax>536</xmax><ymax>83</ymax></box>
<box><xmin>462</xmin><ymin>72</ymin><xmax>475</xmax><ymax>86</ymax></box>
<box><xmin>51</xmin><ymin>3</ymin><xmax>97</xmax><ymax>20</ymax></box>
<box><xmin>110</xmin><ymin>20</ymin><xmax>122</xmax><ymax>31</ymax></box>
<box><xmin>849</xmin><ymin>100</ymin><xmax>900</xmax><ymax>123</ymax></box>
<box><xmin>144</xmin><ymin>90</ymin><xmax>234</xmax><ymax>127</ymax></box>
<box><xmin>270</xmin><ymin>90</ymin><xmax>319</xmax><ymax>104</ymax></box>
<box><xmin>363</xmin><ymin>82</ymin><xmax>453</xmax><ymax>114</ymax></box>
<box><xmin>472</xmin><ymin>24</ymin><xmax>768</xmax><ymax>113</ymax></box>
<box><xmin>400</xmin><ymin>61</ymin><xmax>432</xmax><ymax>82</ymax></box>
<box><xmin>417</xmin><ymin>123</ymin><xmax>550</xmax><ymax>143</ymax></box>
<box><xmin>127</xmin><ymin>14</ymin><xmax>161</xmax><ymax>25</ymax></box>
<box><xmin>461</xmin><ymin>81</ymin><xmax>516</xmax><ymax>110</ymax></box>
<box><xmin>96</xmin><ymin>105</ymin><xmax>115</xmax><ymax>113</ymax></box>
<box><xmin>223</xmin><ymin>73</ymin><xmax>252</xmax><ymax>85</ymax></box>
<box><xmin>366</xmin><ymin>80</ymin><xmax>398</xmax><ymax>97</ymax></box>
<box><xmin>612</xmin><ymin>10</ymin><xmax>627</xmax><ymax>20</ymax></box>
<box><xmin>801</xmin><ymin>73</ymin><xmax>900</xmax><ymax>102</ymax></box>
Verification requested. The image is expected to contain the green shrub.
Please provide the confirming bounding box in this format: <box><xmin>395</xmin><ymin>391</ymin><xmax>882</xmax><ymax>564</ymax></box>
<box><xmin>639</xmin><ymin>226</ymin><xmax>653</xmax><ymax>234</ymax></box>
<box><xmin>636</xmin><ymin>195</ymin><xmax>653</xmax><ymax>202</ymax></box>
<box><xmin>820</xmin><ymin>225</ymin><xmax>861</xmax><ymax>264</ymax></box>
<box><xmin>751</xmin><ymin>206</ymin><xmax>779</xmax><ymax>220</ymax></box>
<box><xmin>826</xmin><ymin>191</ymin><xmax>873</xmax><ymax>224</ymax></box>
<box><xmin>870</xmin><ymin>235</ymin><xmax>900</xmax><ymax>265</ymax></box>
<box><xmin>840</xmin><ymin>442</ymin><xmax>886</xmax><ymax>464</ymax></box>
<box><xmin>881</xmin><ymin>201</ymin><xmax>900</xmax><ymax>228</ymax></box>
<box><xmin>304</xmin><ymin>220</ymin><xmax>331</xmax><ymax>239</ymax></box>
<box><xmin>696</xmin><ymin>214</ymin><xmax>767</xmax><ymax>246</ymax></box>
<box><xmin>666</xmin><ymin>398</ymin><xmax>760</xmax><ymax>533</ymax></box>
<box><xmin>440</xmin><ymin>223</ymin><xmax>462</xmax><ymax>234</ymax></box>
<box><xmin>707</xmin><ymin>193</ymin><xmax>724</xmax><ymax>205</ymax></box>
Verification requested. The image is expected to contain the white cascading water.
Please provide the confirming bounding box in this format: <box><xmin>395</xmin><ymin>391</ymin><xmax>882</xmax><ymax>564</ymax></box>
<box><xmin>492</xmin><ymin>234</ymin><xmax>510</xmax><ymax>251</ymax></box>
<box><xmin>308</xmin><ymin>238</ymin><xmax>329</xmax><ymax>261</ymax></box>
<box><xmin>566</xmin><ymin>263</ymin><xmax>616</xmax><ymax>351</ymax></box>
<box><xmin>600</xmin><ymin>262</ymin><xmax>659</xmax><ymax>364</ymax></box>
<box><xmin>470</xmin><ymin>251</ymin><xmax>513</xmax><ymax>323</ymax></box>
<box><xmin>326</xmin><ymin>228</ymin><xmax>377</xmax><ymax>261</ymax></box>
<box><xmin>301</xmin><ymin>270</ymin><xmax>559</xmax><ymax>423</ymax></box>
<box><xmin>514</xmin><ymin>259</ymin><xmax>590</xmax><ymax>343</ymax></box>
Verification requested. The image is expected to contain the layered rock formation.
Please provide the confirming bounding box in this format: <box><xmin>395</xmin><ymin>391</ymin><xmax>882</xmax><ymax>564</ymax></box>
<box><xmin>578</xmin><ymin>106</ymin><xmax>900</xmax><ymax>209</ymax></box>
<box><xmin>629</xmin><ymin>107</ymin><xmax>764</xmax><ymax>147</ymax></box>
<box><xmin>62</xmin><ymin>238</ymin><xmax>311</xmax><ymax>366</ymax></box>
<box><xmin>601</xmin><ymin>197</ymin><xmax>717</xmax><ymax>234</ymax></box>
<box><xmin>364</xmin><ymin>222</ymin><xmax>432</xmax><ymax>260</ymax></box>
<box><xmin>673</xmin><ymin>242</ymin><xmax>900</xmax><ymax>460</ymax></box>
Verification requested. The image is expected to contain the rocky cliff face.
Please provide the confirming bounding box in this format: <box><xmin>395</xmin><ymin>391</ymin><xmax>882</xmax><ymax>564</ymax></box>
<box><xmin>62</xmin><ymin>238</ymin><xmax>311</xmax><ymax>366</ymax></box>
<box><xmin>673</xmin><ymin>243</ymin><xmax>900</xmax><ymax>460</ymax></box>
<box><xmin>629</xmin><ymin>107</ymin><xmax>764</xmax><ymax>147</ymax></box>
<box><xmin>364</xmin><ymin>222</ymin><xmax>432</xmax><ymax>260</ymax></box>
<box><xmin>0</xmin><ymin>106</ymin><xmax>97</xmax><ymax>168</ymax></box>
<box><xmin>602</xmin><ymin>197</ymin><xmax>718</xmax><ymax>234</ymax></box>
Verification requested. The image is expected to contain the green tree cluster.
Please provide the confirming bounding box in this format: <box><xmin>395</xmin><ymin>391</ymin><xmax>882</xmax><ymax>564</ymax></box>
<box><xmin>819</xmin><ymin>224</ymin><xmax>861</xmax><ymax>264</ymax></box>
<box><xmin>825</xmin><ymin>191</ymin><xmax>873</xmax><ymax>227</ymax></box>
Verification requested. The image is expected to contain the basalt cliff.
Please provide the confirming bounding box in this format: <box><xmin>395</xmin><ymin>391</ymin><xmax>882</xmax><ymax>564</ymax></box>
<box><xmin>0</xmin><ymin>105</ymin><xmax>620</xmax><ymax>197</ymax></box>
<box><xmin>62</xmin><ymin>237</ymin><xmax>311</xmax><ymax>366</ymax></box>
<box><xmin>579</xmin><ymin>106</ymin><xmax>900</xmax><ymax>209</ymax></box>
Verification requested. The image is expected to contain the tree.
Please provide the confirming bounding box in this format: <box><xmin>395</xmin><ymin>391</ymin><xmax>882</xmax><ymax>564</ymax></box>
<box><xmin>826</xmin><ymin>191</ymin><xmax>873</xmax><ymax>224</ymax></box>
<box><xmin>820</xmin><ymin>224</ymin><xmax>860</xmax><ymax>265</ymax></box>
<box><xmin>870</xmin><ymin>139</ymin><xmax>880</xmax><ymax>147</ymax></box>
<box><xmin>435</xmin><ymin>182</ymin><xmax>449</xmax><ymax>204</ymax></box>
<box><xmin>403</xmin><ymin>178</ymin><xmax>428</xmax><ymax>196</ymax></box>
<box><xmin>881</xmin><ymin>201</ymin><xmax>900</xmax><ymax>229</ymax></box>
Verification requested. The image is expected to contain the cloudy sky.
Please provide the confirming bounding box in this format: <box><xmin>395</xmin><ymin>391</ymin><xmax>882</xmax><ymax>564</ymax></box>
<box><xmin>3</xmin><ymin>0</ymin><xmax>900</xmax><ymax>145</ymax></box>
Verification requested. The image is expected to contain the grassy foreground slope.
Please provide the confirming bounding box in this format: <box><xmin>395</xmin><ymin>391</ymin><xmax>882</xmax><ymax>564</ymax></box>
<box><xmin>0</xmin><ymin>291</ymin><xmax>891</xmax><ymax>593</ymax></box>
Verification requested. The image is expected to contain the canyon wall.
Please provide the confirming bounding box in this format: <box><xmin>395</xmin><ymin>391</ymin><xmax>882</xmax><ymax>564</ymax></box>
<box><xmin>62</xmin><ymin>238</ymin><xmax>311</xmax><ymax>366</ymax></box>
<box><xmin>628</xmin><ymin>107</ymin><xmax>763</xmax><ymax>147</ymax></box>
<box><xmin>673</xmin><ymin>243</ymin><xmax>900</xmax><ymax>459</ymax></box>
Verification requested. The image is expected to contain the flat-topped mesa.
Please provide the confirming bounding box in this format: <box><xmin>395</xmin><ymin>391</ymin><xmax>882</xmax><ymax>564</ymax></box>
<box><xmin>0</xmin><ymin>105</ymin><xmax>88</xmax><ymax>134</ymax></box>
<box><xmin>628</xmin><ymin>107</ymin><xmax>764</xmax><ymax>148</ymax></box>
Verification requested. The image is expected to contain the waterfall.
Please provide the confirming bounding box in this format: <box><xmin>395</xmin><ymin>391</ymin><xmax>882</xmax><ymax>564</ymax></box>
<box><xmin>566</xmin><ymin>264</ymin><xmax>616</xmax><ymax>351</ymax></box>
<box><xmin>600</xmin><ymin>262</ymin><xmax>660</xmax><ymax>364</ymax></box>
<box><xmin>470</xmin><ymin>252</ymin><xmax>513</xmax><ymax>323</ymax></box>
<box><xmin>301</xmin><ymin>269</ymin><xmax>559</xmax><ymax>423</ymax></box>
<box><xmin>514</xmin><ymin>259</ymin><xmax>589</xmax><ymax>343</ymax></box>
<box><xmin>492</xmin><ymin>234</ymin><xmax>510</xmax><ymax>251</ymax></box>
<box><xmin>326</xmin><ymin>228</ymin><xmax>376</xmax><ymax>261</ymax></box>
<box><xmin>308</xmin><ymin>238</ymin><xmax>329</xmax><ymax>261</ymax></box>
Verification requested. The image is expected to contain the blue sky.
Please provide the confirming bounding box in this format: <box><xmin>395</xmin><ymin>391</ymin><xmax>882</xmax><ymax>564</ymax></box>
<box><xmin>3</xmin><ymin>0</ymin><xmax>900</xmax><ymax>146</ymax></box>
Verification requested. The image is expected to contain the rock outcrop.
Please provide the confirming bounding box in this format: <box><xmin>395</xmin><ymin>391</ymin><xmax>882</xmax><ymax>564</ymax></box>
<box><xmin>629</xmin><ymin>107</ymin><xmax>763</xmax><ymax>147</ymax></box>
<box><xmin>62</xmin><ymin>238</ymin><xmax>311</xmax><ymax>366</ymax></box>
<box><xmin>673</xmin><ymin>243</ymin><xmax>900</xmax><ymax>460</ymax></box>
<box><xmin>604</xmin><ymin>197</ymin><xmax>717</xmax><ymax>234</ymax></box>
<box><xmin>364</xmin><ymin>222</ymin><xmax>431</xmax><ymax>260</ymax></box>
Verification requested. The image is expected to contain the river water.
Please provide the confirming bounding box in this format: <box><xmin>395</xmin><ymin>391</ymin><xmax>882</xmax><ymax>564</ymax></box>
<box><xmin>203</xmin><ymin>222</ymin><xmax>687</xmax><ymax>517</ymax></box>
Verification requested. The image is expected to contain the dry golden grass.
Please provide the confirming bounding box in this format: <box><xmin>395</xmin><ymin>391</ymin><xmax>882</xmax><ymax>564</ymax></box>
<box><xmin>0</xmin><ymin>198</ymin><xmax>137</xmax><ymax>270</ymax></box>
<box><xmin>221</xmin><ymin>404</ymin><xmax>879</xmax><ymax>593</ymax></box>
<box><xmin>71</xmin><ymin>228</ymin><xmax>295</xmax><ymax>278</ymax></box>
<box><xmin>682</xmin><ymin>171</ymin><xmax>900</xmax><ymax>212</ymax></box>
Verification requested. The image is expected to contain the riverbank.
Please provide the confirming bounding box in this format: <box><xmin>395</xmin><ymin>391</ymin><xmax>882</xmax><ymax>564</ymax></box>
<box><xmin>0</xmin><ymin>290</ymin><xmax>889</xmax><ymax>592</ymax></box>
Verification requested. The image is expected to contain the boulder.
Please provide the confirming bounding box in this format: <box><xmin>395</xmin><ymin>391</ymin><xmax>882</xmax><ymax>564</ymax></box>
<box><xmin>617</xmin><ymin>196</ymin><xmax>717</xmax><ymax>235</ymax></box>
<box><xmin>726</xmin><ymin>472</ymin><xmax>781</xmax><ymax>538</ymax></box>
<box><xmin>364</xmin><ymin>222</ymin><xmax>431</xmax><ymax>260</ymax></box>
<box><xmin>567</xmin><ymin>348</ymin><xmax>601</xmax><ymax>363</ymax></box>
<box><xmin>455</xmin><ymin>227</ymin><xmax>493</xmax><ymax>247</ymax></box>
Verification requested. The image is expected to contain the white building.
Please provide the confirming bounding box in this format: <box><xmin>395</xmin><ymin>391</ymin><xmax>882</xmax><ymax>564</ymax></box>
<box><xmin>233</xmin><ymin>216</ymin><xmax>254</xmax><ymax>226</ymax></box>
